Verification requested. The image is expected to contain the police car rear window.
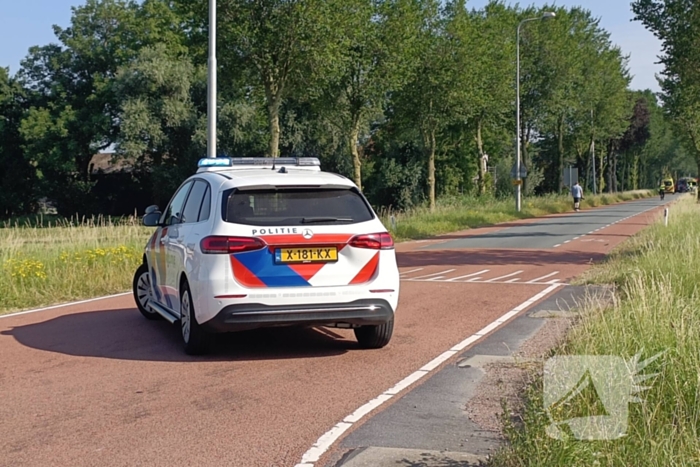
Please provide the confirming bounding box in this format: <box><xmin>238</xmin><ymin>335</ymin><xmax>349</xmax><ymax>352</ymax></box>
<box><xmin>222</xmin><ymin>188</ymin><xmax>375</xmax><ymax>226</ymax></box>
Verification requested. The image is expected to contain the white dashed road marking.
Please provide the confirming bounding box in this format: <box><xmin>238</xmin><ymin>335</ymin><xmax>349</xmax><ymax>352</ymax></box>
<box><xmin>445</xmin><ymin>270</ymin><xmax>490</xmax><ymax>282</ymax></box>
<box><xmin>399</xmin><ymin>268</ymin><xmax>424</xmax><ymax>276</ymax></box>
<box><xmin>402</xmin><ymin>269</ymin><xmax>562</xmax><ymax>285</ymax></box>
<box><xmin>528</xmin><ymin>271</ymin><xmax>560</xmax><ymax>283</ymax></box>
<box><xmin>485</xmin><ymin>271</ymin><xmax>523</xmax><ymax>283</ymax></box>
<box><xmin>408</xmin><ymin>269</ymin><xmax>456</xmax><ymax>280</ymax></box>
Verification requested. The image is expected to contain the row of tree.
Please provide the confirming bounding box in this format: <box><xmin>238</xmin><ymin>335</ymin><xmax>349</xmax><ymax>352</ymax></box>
<box><xmin>0</xmin><ymin>0</ymin><xmax>693</xmax><ymax>218</ymax></box>
<box><xmin>633</xmin><ymin>0</ymin><xmax>700</xmax><ymax>200</ymax></box>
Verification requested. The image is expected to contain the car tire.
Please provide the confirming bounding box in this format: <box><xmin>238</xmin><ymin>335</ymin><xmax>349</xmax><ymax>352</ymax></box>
<box><xmin>180</xmin><ymin>281</ymin><xmax>208</xmax><ymax>355</ymax></box>
<box><xmin>133</xmin><ymin>263</ymin><xmax>161</xmax><ymax>320</ymax></box>
<box><xmin>354</xmin><ymin>316</ymin><xmax>394</xmax><ymax>349</ymax></box>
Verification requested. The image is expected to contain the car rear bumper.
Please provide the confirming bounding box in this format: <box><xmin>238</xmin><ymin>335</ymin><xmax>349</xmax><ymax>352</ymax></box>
<box><xmin>199</xmin><ymin>298</ymin><xmax>394</xmax><ymax>333</ymax></box>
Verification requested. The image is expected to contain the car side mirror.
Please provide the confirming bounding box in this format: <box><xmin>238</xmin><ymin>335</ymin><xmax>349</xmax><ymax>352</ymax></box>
<box><xmin>145</xmin><ymin>204</ymin><xmax>159</xmax><ymax>215</ymax></box>
<box><xmin>142</xmin><ymin>211</ymin><xmax>162</xmax><ymax>227</ymax></box>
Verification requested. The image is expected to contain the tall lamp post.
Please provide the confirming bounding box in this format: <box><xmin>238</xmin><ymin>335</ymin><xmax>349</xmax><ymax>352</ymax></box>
<box><xmin>515</xmin><ymin>11</ymin><xmax>556</xmax><ymax>211</ymax></box>
<box><xmin>207</xmin><ymin>0</ymin><xmax>217</xmax><ymax>159</ymax></box>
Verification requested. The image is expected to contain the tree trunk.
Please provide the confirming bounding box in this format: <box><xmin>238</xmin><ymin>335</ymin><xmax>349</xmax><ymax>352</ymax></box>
<box><xmin>428</xmin><ymin>129</ymin><xmax>436</xmax><ymax>211</ymax></box>
<box><xmin>476</xmin><ymin>117</ymin><xmax>486</xmax><ymax>196</ymax></box>
<box><xmin>612</xmin><ymin>152</ymin><xmax>618</xmax><ymax>192</ymax></box>
<box><xmin>267</xmin><ymin>103</ymin><xmax>280</xmax><ymax>158</ymax></box>
<box><xmin>606</xmin><ymin>141</ymin><xmax>614</xmax><ymax>193</ymax></box>
<box><xmin>349</xmin><ymin>118</ymin><xmax>362</xmax><ymax>190</ymax></box>
<box><xmin>598</xmin><ymin>147</ymin><xmax>605</xmax><ymax>193</ymax></box>
<box><xmin>557</xmin><ymin>114</ymin><xmax>565</xmax><ymax>193</ymax></box>
<box><xmin>521</xmin><ymin>126</ymin><xmax>530</xmax><ymax>195</ymax></box>
<box><xmin>697</xmin><ymin>159</ymin><xmax>700</xmax><ymax>202</ymax></box>
<box><xmin>264</xmin><ymin>78</ymin><xmax>283</xmax><ymax>158</ymax></box>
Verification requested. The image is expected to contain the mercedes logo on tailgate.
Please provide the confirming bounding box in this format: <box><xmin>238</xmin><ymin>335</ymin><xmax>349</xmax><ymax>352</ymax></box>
<box><xmin>302</xmin><ymin>228</ymin><xmax>314</xmax><ymax>239</ymax></box>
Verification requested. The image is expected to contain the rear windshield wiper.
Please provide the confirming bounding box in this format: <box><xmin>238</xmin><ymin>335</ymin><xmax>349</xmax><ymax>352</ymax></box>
<box><xmin>301</xmin><ymin>217</ymin><xmax>354</xmax><ymax>224</ymax></box>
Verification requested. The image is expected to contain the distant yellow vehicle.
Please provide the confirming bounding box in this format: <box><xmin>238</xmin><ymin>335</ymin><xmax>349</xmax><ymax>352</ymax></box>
<box><xmin>662</xmin><ymin>178</ymin><xmax>674</xmax><ymax>193</ymax></box>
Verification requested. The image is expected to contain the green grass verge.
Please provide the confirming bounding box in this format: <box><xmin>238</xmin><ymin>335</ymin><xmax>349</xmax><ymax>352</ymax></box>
<box><xmin>0</xmin><ymin>216</ymin><xmax>152</xmax><ymax>314</ymax></box>
<box><xmin>380</xmin><ymin>190</ymin><xmax>653</xmax><ymax>242</ymax></box>
<box><xmin>490</xmin><ymin>196</ymin><xmax>700</xmax><ymax>466</ymax></box>
<box><xmin>0</xmin><ymin>190</ymin><xmax>653</xmax><ymax>314</ymax></box>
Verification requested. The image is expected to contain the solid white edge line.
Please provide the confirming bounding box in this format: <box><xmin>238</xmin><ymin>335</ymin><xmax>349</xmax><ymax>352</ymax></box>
<box><xmin>343</xmin><ymin>394</ymin><xmax>394</xmax><ymax>423</ymax></box>
<box><xmin>0</xmin><ymin>292</ymin><xmax>132</xmax><ymax>319</ymax></box>
<box><xmin>385</xmin><ymin>370</ymin><xmax>429</xmax><ymax>395</ymax></box>
<box><xmin>294</xmin><ymin>283</ymin><xmax>562</xmax><ymax>466</ymax></box>
<box><xmin>420</xmin><ymin>350</ymin><xmax>458</xmax><ymax>372</ymax></box>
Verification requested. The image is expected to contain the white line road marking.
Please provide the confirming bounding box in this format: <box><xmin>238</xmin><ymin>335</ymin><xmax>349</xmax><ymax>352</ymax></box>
<box><xmin>546</xmin><ymin>279</ymin><xmax>562</xmax><ymax>284</ymax></box>
<box><xmin>424</xmin><ymin>274</ymin><xmax>456</xmax><ymax>281</ymax></box>
<box><xmin>0</xmin><ymin>292</ymin><xmax>132</xmax><ymax>320</ymax></box>
<box><xmin>293</xmin><ymin>283</ymin><xmax>562</xmax><ymax>467</ymax></box>
<box><xmin>505</xmin><ymin>278</ymin><xmax>520</xmax><ymax>283</ymax></box>
<box><xmin>528</xmin><ymin>271</ymin><xmax>560</xmax><ymax>283</ymax></box>
<box><xmin>485</xmin><ymin>271</ymin><xmax>523</xmax><ymax>283</ymax></box>
<box><xmin>399</xmin><ymin>268</ymin><xmax>424</xmax><ymax>276</ymax></box>
<box><xmin>553</xmin><ymin>244</ymin><xmax>562</xmax><ymax>248</ymax></box>
<box><xmin>563</xmin><ymin>240</ymin><xmax>571</xmax><ymax>244</ymax></box>
<box><xmin>445</xmin><ymin>270</ymin><xmax>490</xmax><ymax>282</ymax></box>
<box><xmin>407</xmin><ymin>269</ymin><xmax>456</xmax><ymax>280</ymax></box>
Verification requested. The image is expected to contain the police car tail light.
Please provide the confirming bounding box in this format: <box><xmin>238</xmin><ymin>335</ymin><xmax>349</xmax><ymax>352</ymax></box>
<box><xmin>200</xmin><ymin>236</ymin><xmax>266</xmax><ymax>254</ymax></box>
<box><xmin>348</xmin><ymin>232</ymin><xmax>394</xmax><ymax>250</ymax></box>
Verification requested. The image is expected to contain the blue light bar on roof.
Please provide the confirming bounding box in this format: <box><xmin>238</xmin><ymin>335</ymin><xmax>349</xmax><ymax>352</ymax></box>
<box><xmin>228</xmin><ymin>157</ymin><xmax>321</xmax><ymax>167</ymax></box>
<box><xmin>198</xmin><ymin>157</ymin><xmax>233</xmax><ymax>167</ymax></box>
<box><xmin>198</xmin><ymin>156</ymin><xmax>321</xmax><ymax>169</ymax></box>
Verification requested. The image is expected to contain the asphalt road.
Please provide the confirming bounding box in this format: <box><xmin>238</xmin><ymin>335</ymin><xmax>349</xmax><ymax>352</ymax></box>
<box><xmin>0</xmin><ymin>195</ymin><xmax>673</xmax><ymax>467</ymax></box>
<box><xmin>421</xmin><ymin>197</ymin><xmax>668</xmax><ymax>250</ymax></box>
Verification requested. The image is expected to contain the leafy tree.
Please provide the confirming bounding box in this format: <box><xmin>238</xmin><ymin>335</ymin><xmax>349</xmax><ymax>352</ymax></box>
<box><xmin>17</xmin><ymin>0</ymin><xmax>187</xmax><ymax>214</ymax></box>
<box><xmin>0</xmin><ymin>68</ymin><xmax>38</xmax><ymax>218</ymax></box>
<box><xmin>114</xmin><ymin>44</ymin><xmax>206</xmax><ymax>203</ymax></box>
<box><xmin>391</xmin><ymin>0</ymin><xmax>457</xmax><ymax>210</ymax></box>
<box><xmin>451</xmin><ymin>1</ymin><xmax>516</xmax><ymax>195</ymax></box>
<box><xmin>215</xmin><ymin>0</ymin><xmax>340</xmax><ymax>158</ymax></box>
<box><xmin>632</xmin><ymin>0</ymin><xmax>700</xmax><ymax>198</ymax></box>
<box><xmin>310</xmin><ymin>0</ymin><xmax>426</xmax><ymax>190</ymax></box>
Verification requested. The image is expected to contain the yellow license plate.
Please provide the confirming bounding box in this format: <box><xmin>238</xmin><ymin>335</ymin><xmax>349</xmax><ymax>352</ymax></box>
<box><xmin>276</xmin><ymin>247</ymin><xmax>338</xmax><ymax>263</ymax></box>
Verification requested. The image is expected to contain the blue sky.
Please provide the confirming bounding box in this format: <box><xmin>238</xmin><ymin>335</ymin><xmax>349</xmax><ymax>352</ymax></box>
<box><xmin>1</xmin><ymin>0</ymin><xmax>663</xmax><ymax>92</ymax></box>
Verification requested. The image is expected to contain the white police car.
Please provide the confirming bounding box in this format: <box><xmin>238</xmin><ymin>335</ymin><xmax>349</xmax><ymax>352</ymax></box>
<box><xmin>132</xmin><ymin>157</ymin><xmax>400</xmax><ymax>354</ymax></box>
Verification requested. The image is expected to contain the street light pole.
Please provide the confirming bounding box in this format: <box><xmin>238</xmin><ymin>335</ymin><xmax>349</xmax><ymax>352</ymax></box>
<box><xmin>591</xmin><ymin>108</ymin><xmax>597</xmax><ymax>194</ymax></box>
<box><xmin>207</xmin><ymin>0</ymin><xmax>217</xmax><ymax>159</ymax></box>
<box><xmin>515</xmin><ymin>12</ymin><xmax>555</xmax><ymax>212</ymax></box>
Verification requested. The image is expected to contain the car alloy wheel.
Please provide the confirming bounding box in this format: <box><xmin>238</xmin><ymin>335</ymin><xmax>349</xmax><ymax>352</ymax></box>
<box><xmin>133</xmin><ymin>263</ymin><xmax>161</xmax><ymax>320</ymax></box>
<box><xmin>181</xmin><ymin>289</ymin><xmax>191</xmax><ymax>344</ymax></box>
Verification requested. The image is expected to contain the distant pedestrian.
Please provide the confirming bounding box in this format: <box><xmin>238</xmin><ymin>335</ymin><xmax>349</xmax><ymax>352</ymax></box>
<box><xmin>571</xmin><ymin>182</ymin><xmax>584</xmax><ymax>211</ymax></box>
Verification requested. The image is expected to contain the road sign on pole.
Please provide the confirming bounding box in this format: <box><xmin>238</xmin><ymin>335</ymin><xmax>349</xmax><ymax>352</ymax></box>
<box><xmin>511</xmin><ymin>163</ymin><xmax>528</xmax><ymax>179</ymax></box>
<box><xmin>563</xmin><ymin>166</ymin><xmax>578</xmax><ymax>187</ymax></box>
